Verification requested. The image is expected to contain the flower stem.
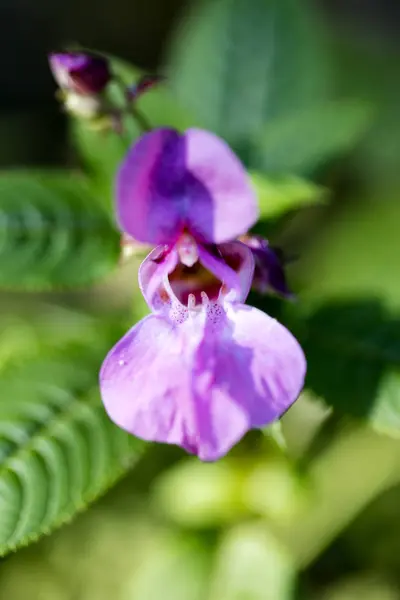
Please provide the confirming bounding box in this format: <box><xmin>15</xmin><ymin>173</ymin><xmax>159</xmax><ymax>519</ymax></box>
<box><xmin>130</xmin><ymin>106</ymin><xmax>151</xmax><ymax>132</ymax></box>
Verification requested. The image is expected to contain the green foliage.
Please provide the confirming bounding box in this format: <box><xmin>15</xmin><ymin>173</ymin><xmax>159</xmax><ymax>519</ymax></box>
<box><xmin>0</xmin><ymin>171</ymin><xmax>120</xmax><ymax>290</ymax></box>
<box><xmin>209</xmin><ymin>524</ymin><xmax>295</xmax><ymax>600</ymax></box>
<box><xmin>287</xmin><ymin>192</ymin><xmax>400</xmax><ymax>435</ymax></box>
<box><xmin>152</xmin><ymin>458</ymin><xmax>246</xmax><ymax>528</ymax></box>
<box><xmin>168</xmin><ymin>0</ymin><xmax>330</xmax><ymax>144</ymax></box>
<box><xmin>251</xmin><ymin>171</ymin><xmax>326</xmax><ymax>220</ymax></box>
<box><xmin>262</xmin><ymin>421</ymin><xmax>287</xmax><ymax>450</ymax></box>
<box><xmin>0</xmin><ymin>482</ymin><xmax>212</xmax><ymax>600</ymax></box>
<box><xmin>0</xmin><ymin>309</ymin><xmax>144</xmax><ymax>556</ymax></box>
<box><xmin>252</xmin><ymin>100</ymin><xmax>373</xmax><ymax>175</ymax></box>
<box><xmin>291</xmin><ymin>299</ymin><xmax>400</xmax><ymax>435</ymax></box>
<box><xmin>297</xmin><ymin>194</ymin><xmax>400</xmax><ymax>310</ymax></box>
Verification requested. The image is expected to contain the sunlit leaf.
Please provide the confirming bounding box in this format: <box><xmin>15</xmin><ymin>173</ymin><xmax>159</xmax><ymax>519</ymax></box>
<box><xmin>209</xmin><ymin>523</ymin><xmax>295</xmax><ymax>600</ymax></box>
<box><xmin>128</xmin><ymin>532</ymin><xmax>210</xmax><ymax>600</ymax></box>
<box><xmin>251</xmin><ymin>172</ymin><xmax>327</xmax><ymax>220</ymax></box>
<box><xmin>297</xmin><ymin>194</ymin><xmax>400</xmax><ymax>309</ymax></box>
<box><xmin>370</xmin><ymin>371</ymin><xmax>400</xmax><ymax>437</ymax></box>
<box><xmin>0</xmin><ymin>312</ymin><xmax>145</xmax><ymax>556</ymax></box>
<box><xmin>152</xmin><ymin>458</ymin><xmax>246</xmax><ymax>528</ymax></box>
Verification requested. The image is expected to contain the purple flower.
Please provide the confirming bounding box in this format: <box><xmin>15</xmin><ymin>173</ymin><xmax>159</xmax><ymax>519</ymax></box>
<box><xmin>49</xmin><ymin>52</ymin><xmax>111</xmax><ymax>95</ymax></box>
<box><xmin>100</xmin><ymin>239</ymin><xmax>306</xmax><ymax>461</ymax></box>
<box><xmin>116</xmin><ymin>127</ymin><xmax>259</xmax><ymax>247</ymax></box>
<box><xmin>100</xmin><ymin>127</ymin><xmax>306</xmax><ymax>460</ymax></box>
<box><xmin>241</xmin><ymin>235</ymin><xmax>294</xmax><ymax>298</ymax></box>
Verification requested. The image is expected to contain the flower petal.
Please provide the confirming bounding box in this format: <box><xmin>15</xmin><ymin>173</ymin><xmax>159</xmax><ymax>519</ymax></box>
<box><xmin>139</xmin><ymin>240</ymin><xmax>254</xmax><ymax>312</ymax></box>
<box><xmin>100</xmin><ymin>301</ymin><xmax>305</xmax><ymax>461</ymax></box>
<box><xmin>244</xmin><ymin>236</ymin><xmax>293</xmax><ymax>297</ymax></box>
<box><xmin>139</xmin><ymin>244</ymin><xmax>178</xmax><ymax>313</ymax></box>
<box><xmin>212</xmin><ymin>303</ymin><xmax>306</xmax><ymax>430</ymax></box>
<box><xmin>100</xmin><ymin>311</ymin><xmax>250</xmax><ymax>460</ymax></box>
<box><xmin>198</xmin><ymin>241</ymin><xmax>254</xmax><ymax>303</ymax></box>
<box><xmin>100</xmin><ymin>315</ymin><xmax>193</xmax><ymax>448</ymax></box>
<box><xmin>116</xmin><ymin>128</ymin><xmax>186</xmax><ymax>244</ymax></box>
<box><xmin>116</xmin><ymin>128</ymin><xmax>259</xmax><ymax>245</ymax></box>
<box><xmin>184</xmin><ymin>129</ymin><xmax>259</xmax><ymax>242</ymax></box>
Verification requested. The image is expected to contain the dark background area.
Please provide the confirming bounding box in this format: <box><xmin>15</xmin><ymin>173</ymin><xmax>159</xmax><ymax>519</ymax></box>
<box><xmin>0</xmin><ymin>0</ymin><xmax>398</xmax><ymax>166</ymax></box>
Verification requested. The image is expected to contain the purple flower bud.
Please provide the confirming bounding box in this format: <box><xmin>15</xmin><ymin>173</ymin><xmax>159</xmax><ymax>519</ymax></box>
<box><xmin>49</xmin><ymin>52</ymin><xmax>111</xmax><ymax>95</ymax></box>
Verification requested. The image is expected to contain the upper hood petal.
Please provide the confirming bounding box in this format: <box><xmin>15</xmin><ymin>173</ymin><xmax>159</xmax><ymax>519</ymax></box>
<box><xmin>116</xmin><ymin>128</ymin><xmax>259</xmax><ymax>245</ymax></box>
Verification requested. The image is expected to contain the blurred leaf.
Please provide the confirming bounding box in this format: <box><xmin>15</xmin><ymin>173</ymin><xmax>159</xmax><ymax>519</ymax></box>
<box><xmin>319</xmin><ymin>574</ymin><xmax>399</xmax><ymax>600</ymax></box>
<box><xmin>261</xmin><ymin>421</ymin><xmax>287</xmax><ymax>450</ymax></box>
<box><xmin>290</xmin><ymin>190</ymin><xmax>400</xmax><ymax>434</ymax></box>
<box><xmin>251</xmin><ymin>172</ymin><xmax>327</xmax><ymax>220</ymax></box>
<box><xmin>128</xmin><ymin>532</ymin><xmax>210</xmax><ymax>600</ymax></box>
<box><xmin>0</xmin><ymin>306</ymin><xmax>103</xmax><ymax>371</ymax></box>
<box><xmin>329</xmin><ymin>35</ymin><xmax>400</xmax><ymax>187</ymax></box>
<box><xmin>345</xmin><ymin>483</ymin><xmax>400</xmax><ymax>574</ymax></box>
<box><xmin>152</xmin><ymin>458</ymin><xmax>246</xmax><ymax>528</ymax></box>
<box><xmin>209</xmin><ymin>523</ymin><xmax>295</xmax><ymax>600</ymax></box>
<box><xmin>292</xmin><ymin>299</ymin><xmax>400</xmax><ymax>435</ymax></box>
<box><xmin>0</xmin><ymin>500</ymin><xmax>210</xmax><ymax>600</ymax></box>
<box><xmin>297</xmin><ymin>194</ymin><xmax>400</xmax><ymax>310</ymax></box>
<box><xmin>168</xmin><ymin>0</ymin><xmax>330</xmax><ymax>143</ymax></box>
<box><xmin>0</xmin><ymin>314</ymin><xmax>145</xmax><ymax>556</ymax></box>
<box><xmin>242</xmin><ymin>458</ymin><xmax>307</xmax><ymax>522</ymax></box>
<box><xmin>252</xmin><ymin>100</ymin><xmax>373</xmax><ymax>175</ymax></box>
<box><xmin>281</xmin><ymin>393</ymin><xmax>332</xmax><ymax>459</ymax></box>
<box><xmin>0</xmin><ymin>171</ymin><xmax>120</xmax><ymax>290</ymax></box>
<box><xmin>371</xmin><ymin>371</ymin><xmax>400</xmax><ymax>437</ymax></box>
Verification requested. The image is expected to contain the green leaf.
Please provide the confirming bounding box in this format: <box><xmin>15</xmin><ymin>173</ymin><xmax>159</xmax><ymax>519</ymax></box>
<box><xmin>128</xmin><ymin>533</ymin><xmax>210</xmax><ymax>600</ymax></box>
<box><xmin>250</xmin><ymin>171</ymin><xmax>327</xmax><ymax>220</ymax></box>
<box><xmin>168</xmin><ymin>0</ymin><xmax>330</xmax><ymax>143</ymax></box>
<box><xmin>290</xmin><ymin>190</ymin><xmax>400</xmax><ymax>436</ymax></box>
<box><xmin>252</xmin><ymin>100</ymin><xmax>373</xmax><ymax>175</ymax></box>
<box><xmin>318</xmin><ymin>575</ymin><xmax>399</xmax><ymax>600</ymax></box>
<box><xmin>0</xmin><ymin>315</ymin><xmax>145</xmax><ymax>556</ymax></box>
<box><xmin>152</xmin><ymin>458</ymin><xmax>246</xmax><ymax>528</ymax></box>
<box><xmin>0</xmin><ymin>503</ymin><xmax>211</xmax><ymax>600</ymax></box>
<box><xmin>370</xmin><ymin>371</ymin><xmax>400</xmax><ymax>437</ymax></box>
<box><xmin>292</xmin><ymin>299</ymin><xmax>400</xmax><ymax>435</ymax></box>
<box><xmin>297</xmin><ymin>193</ymin><xmax>400</xmax><ymax>310</ymax></box>
<box><xmin>0</xmin><ymin>171</ymin><xmax>120</xmax><ymax>290</ymax></box>
<box><xmin>261</xmin><ymin>421</ymin><xmax>287</xmax><ymax>450</ymax></box>
<box><xmin>209</xmin><ymin>523</ymin><xmax>295</xmax><ymax>600</ymax></box>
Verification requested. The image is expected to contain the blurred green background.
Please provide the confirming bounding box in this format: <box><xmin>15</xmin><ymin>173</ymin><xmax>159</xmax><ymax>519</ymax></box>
<box><xmin>1</xmin><ymin>0</ymin><xmax>400</xmax><ymax>598</ymax></box>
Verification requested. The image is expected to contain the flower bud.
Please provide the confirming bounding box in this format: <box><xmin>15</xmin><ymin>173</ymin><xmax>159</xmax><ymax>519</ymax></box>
<box><xmin>49</xmin><ymin>52</ymin><xmax>111</xmax><ymax>95</ymax></box>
